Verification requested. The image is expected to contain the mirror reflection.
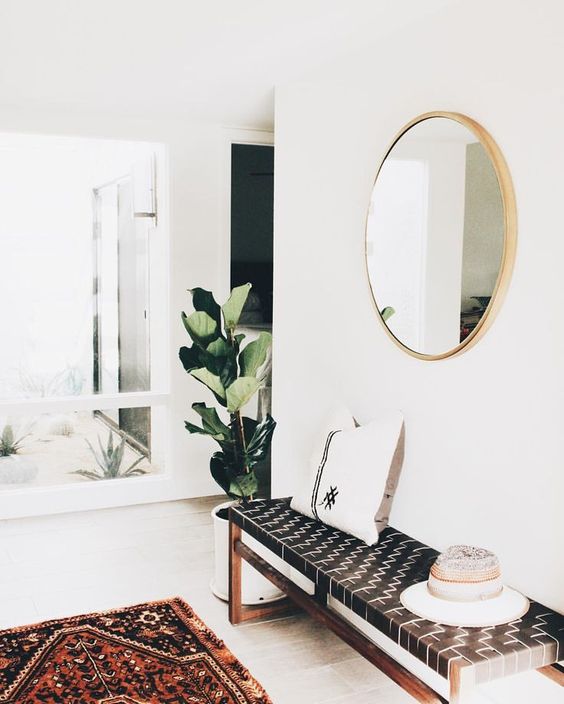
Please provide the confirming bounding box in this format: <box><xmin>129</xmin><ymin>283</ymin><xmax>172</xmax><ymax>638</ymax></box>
<box><xmin>366</xmin><ymin>115</ymin><xmax>505</xmax><ymax>357</ymax></box>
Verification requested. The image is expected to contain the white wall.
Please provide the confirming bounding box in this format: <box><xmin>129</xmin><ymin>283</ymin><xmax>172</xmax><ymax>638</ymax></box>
<box><xmin>0</xmin><ymin>107</ymin><xmax>255</xmax><ymax>512</ymax></box>
<box><xmin>272</xmin><ymin>0</ymin><xmax>564</xmax><ymax>612</ymax></box>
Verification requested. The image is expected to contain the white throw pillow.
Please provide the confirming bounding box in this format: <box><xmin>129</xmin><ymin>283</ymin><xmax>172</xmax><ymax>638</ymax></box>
<box><xmin>291</xmin><ymin>409</ymin><xmax>404</xmax><ymax>545</ymax></box>
<box><xmin>307</xmin><ymin>406</ymin><xmax>356</xmax><ymax>471</ymax></box>
<box><xmin>291</xmin><ymin>406</ymin><xmax>354</xmax><ymax>520</ymax></box>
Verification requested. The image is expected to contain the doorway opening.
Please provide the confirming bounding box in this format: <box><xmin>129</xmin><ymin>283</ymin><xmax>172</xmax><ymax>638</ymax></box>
<box><xmin>230</xmin><ymin>142</ymin><xmax>274</xmax><ymax>495</ymax></box>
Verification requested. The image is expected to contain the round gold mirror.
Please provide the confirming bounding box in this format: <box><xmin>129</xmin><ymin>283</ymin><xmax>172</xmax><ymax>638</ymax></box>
<box><xmin>365</xmin><ymin>112</ymin><xmax>516</xmax><ymax>360</ymax></box>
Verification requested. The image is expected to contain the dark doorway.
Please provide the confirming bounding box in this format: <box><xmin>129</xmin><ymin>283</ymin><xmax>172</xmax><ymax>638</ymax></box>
<box><xmin>230</xmin><ymin>143</ymin><xmax>274</xmax><ymax>496</ymax></box>
<box><xmin>230</xmin><ymin>144</ymin><xmax>274</xmax><ymax>324</ymax></box>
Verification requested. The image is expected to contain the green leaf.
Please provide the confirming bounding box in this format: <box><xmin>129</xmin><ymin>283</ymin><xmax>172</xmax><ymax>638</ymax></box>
<box><xmin>215</xmin><ymin>437</ymin><xmax>237</xmax><ymax>470</ymax></box>
<box><xmin>86</xmin><ymin>438</ymin><xmax>108</xmax><ymax>474</ymax></box>
<box><xmin>381</xmin><ymin>306</ymin><xmax>395</xmax><ymax>322</ymax></box>
<box><xmin>114</xmin><ymin>436</ymin><xmax>126</xmax><ymax>477</ymax></box>
<box><xmin>185</xmin><ymin>420</ymin><xmax>226</xmax><ymax>444</ymax></box>
<box><xmin>206</xmin><ymin>338</ymin><xmax>231</xmax><ymax>358</ymax></box>
<box><xmin>213</xmin><ymin>416</ymin><xmax>258</xmax><ymax>472</ymax></box>
<box><xmin>179</xmin><ymin>345</ymin><xmax>201</xmax><ymax>373</ymax></box>
<box><xmin>207</xmin><ymin>435</ymin><xmax>260</xmax><ymax>499</ymax></box>
<box><xmin>229</xmin><ymin>470</ymin><xmax>258</xmax><ymax>499</ymax></box>
<box><xmin>191</xmin><ymin>402</ymin><xmax>231</xmax><ymax>439</ymax></box>
<box><xmin>189</xmin><ymin>287</ymin><xmax>222</xmax><ymax>330</ymax></box>
<box><xmin>190</xmin><ymin>367</ymin><xmax>226</xmax><ymax>401</ymax></box>
<box><xmin>239</xmin><ymin>331</ymin><xmax>272</xmax><ymax>377</ymax></box>
<box><xmin>182</xmin><ymin>311</ymin><xmax>218</xmax><ymax>347</ymax></box>
<box><xmin>241</xmin><ymin>416</ymin><xmax>258</xmax><ymax>442</ymax></box>
<box><xmin>225</xmin><ymin>377</ymin><xmax>260</xmax><ymax>412</ymax></box>
<box><xmin>210</xmin><ymin>452</ymin><xmax>231</xmax><ymax>495</ymax></box>
<box><xmin>222</xmin><ymin>283</ymin><xmax>251</xmax><ymax>333</ymax></box>
<box><xmin>0</xmin><ymin>424</ymin><xmax>29</xmax><ymax>456</ymax></box>
<box><xmin>184</xmin><ymin>421</ymin><xmax>211</xmax><ymax>436</ymax></box>
<box><xmin>124</xmin><ymin>467</ymin><xmax>147</xmax><ymax>476</ymax></box>
<box><xmin>70</xmin><ymin>469</ymin><xmax>104</xmax><ymax>481</ymax></box>
<box><xmin>245</xmin><ymin>414</ymin><xmax>276</xmax><ymax>467</ymax></box>
<box><xmin>81</xmin><ymin>430</ymin><xmax>147</xmax><ymax>480</ymax></box>
<box><xmin>2</xmin><ymin>426</ymin><xmax>13</xmax><ymax>447</ymax></box>
<box><xmin>202</xmin><ymin>338</ymin><xmax>238</xmax><ymax>389</ymax></box>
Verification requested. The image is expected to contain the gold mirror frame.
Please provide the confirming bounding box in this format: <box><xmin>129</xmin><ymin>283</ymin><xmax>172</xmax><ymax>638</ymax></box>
<box><xmin>365</xmin><ymin>111</ymin><xmax>517</xmax><ymax>361</ymax></box>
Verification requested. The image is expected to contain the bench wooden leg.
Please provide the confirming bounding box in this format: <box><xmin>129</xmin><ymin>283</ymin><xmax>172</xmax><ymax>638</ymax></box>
<box><xmin>228</xmin><ymin>519</ymin><xmax>297</xmax><ymax>625</ymax></box>
<box><xmin>228</xmin><ymin>521</ymin><xmax>243</xmax><ymax>624</ymax></box>
<box><xmin>538</xmin><ymin>663</ymin><xmax>564</xmax><ymax>687</ymax></box>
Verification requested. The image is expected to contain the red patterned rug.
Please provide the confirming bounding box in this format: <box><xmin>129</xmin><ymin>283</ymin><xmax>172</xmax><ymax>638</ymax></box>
<box><xmin>0</xmin><ymin>597</ymin><xmax>271</xmax><ymax>703</ymax></box>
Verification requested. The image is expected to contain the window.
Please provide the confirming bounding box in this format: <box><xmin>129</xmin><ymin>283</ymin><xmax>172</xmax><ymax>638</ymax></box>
<box><xmin>0</xmin><ymin>133</ymin><xmax>168</xmax><ymax>490</ymax></box>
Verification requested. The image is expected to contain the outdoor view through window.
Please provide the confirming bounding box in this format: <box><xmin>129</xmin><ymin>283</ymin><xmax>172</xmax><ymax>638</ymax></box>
<box><xmin>0</xmin><ymin>133</ymin><xmax>167</xmax><ymax>490</ymax></box>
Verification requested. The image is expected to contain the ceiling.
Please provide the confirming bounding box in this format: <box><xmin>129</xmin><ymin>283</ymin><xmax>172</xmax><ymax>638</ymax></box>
<box><xmin>0</xmin><ymin>0</ymin><xmax>457</xmax><ymax>130</ymax></box>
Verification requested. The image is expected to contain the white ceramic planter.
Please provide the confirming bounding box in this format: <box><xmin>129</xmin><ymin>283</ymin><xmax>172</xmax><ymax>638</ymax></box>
<box><xmin>0</xmin><ymin>455</ymin><xmax>39</xmax><ymax>484</ymax></box>
<box><xmin>210</xmin><ymin>501</ymin><xmax>287</xmax><ymax>605</ymax></box>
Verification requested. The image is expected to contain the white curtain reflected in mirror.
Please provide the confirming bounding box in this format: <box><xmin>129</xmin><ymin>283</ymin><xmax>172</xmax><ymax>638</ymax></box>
<box><xmin>368</xmin><ymin>158</ymin><xmax>427</xmax><ymax>352</ymax></box>
<box><xmin>366</xmin><ymin>114</ymin><xmax>511</xmax><ymax>358</ymax></box>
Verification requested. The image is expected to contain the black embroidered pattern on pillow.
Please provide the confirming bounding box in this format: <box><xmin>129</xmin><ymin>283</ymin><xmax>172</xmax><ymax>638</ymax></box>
<box><xmin>311</xmin><ymin>430</ymin><xmax>340</xmax><ymax>520</ymax></box>
<box><xmin>319</xmin><ymin>485</ymin><xmax>339</xmax><ymax>510</ymax></box>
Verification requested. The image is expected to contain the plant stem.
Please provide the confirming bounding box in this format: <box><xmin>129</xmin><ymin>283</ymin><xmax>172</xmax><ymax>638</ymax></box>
<box><xmin>233</xmin><ymin>411</ymin><xmax>248</xmax><ymax>472</ymax></box>
<box><xmin>231</xmin><ymin>409</ymin><xmax>253</xmax><ymax>503</ymax></box>
<box><xmin>227</xmin><ymin>326</ymin><xmax>254</xmax><ymax>502</ymax></box>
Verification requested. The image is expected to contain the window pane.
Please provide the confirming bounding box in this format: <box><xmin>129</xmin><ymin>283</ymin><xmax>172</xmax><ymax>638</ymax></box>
<box><xmin>0</xmin><ymin>407</ymin><xmax>164</xmax><ymax>489</ymax></box>
<box><xmin>0</xmin><ymin>133</ymin><xmax>162</xmax><ymax>400</ymax></box>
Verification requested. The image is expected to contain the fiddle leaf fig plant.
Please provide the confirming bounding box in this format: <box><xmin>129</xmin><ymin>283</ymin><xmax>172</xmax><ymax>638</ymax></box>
<box><xmin>179</xmin><ymin>284</ymin><xmax>275</xmax><ymax>502</ymax></box>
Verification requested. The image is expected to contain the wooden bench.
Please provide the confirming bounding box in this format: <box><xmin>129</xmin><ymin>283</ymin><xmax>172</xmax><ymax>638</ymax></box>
<box><xmin>228</xmin><ymin>498</ymin><xmax>564</xmax><ymax>703</ymax></box>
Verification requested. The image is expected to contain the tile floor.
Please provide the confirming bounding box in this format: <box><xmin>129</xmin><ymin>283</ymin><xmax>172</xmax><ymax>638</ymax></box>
<box><xmin>0</xmin><ymin>496</ymin><xmax>416</xmax><ymax>704</ymax></box>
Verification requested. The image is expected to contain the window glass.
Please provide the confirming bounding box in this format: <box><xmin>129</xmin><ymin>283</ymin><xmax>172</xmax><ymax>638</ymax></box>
<box><xmin>0</xmin><ymin>406</ymin><xmax>164</xmax><ymax>489</ymax></box>
<box><xmin>0</xmin><ymin>133</ymin><xmax>159</xmax><ymax>400</ymax></box>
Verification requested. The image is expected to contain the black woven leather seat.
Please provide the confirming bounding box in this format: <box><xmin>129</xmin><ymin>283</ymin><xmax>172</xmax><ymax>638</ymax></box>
<box><xmin>231</xmin><ymin>498</ymin><xmax>564</xmax><ymax>685</ymax></box>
